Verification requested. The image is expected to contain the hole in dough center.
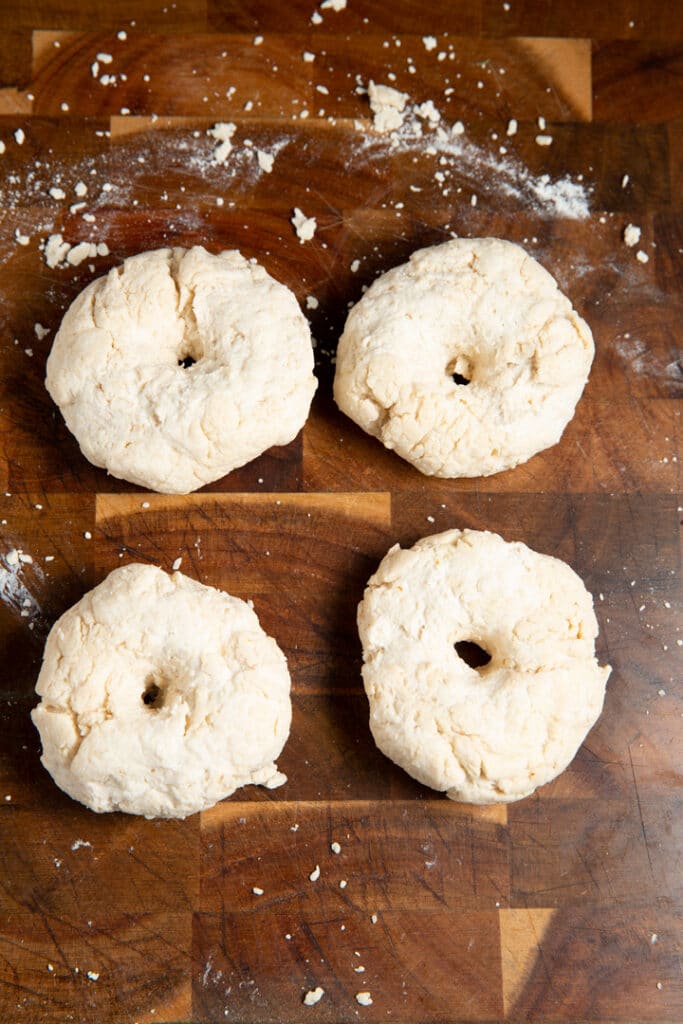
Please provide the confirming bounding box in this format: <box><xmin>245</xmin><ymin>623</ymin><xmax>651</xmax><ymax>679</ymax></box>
<box><xmin>177</xmin><ymin>354</ymin><xmax>197</xmax><ymax>369</ymax></box>
<box><xmin>454</xmin><ymin>640</ymin><xmax>492</xmax><ymax>670</ymax></box>
<box><xmin>447</xmin><ymin>355</ymin><xmax>473</xmax><ymax>387</ymax></box>
<box><xmin>142</xmin><ymin>679</ymin><xmax>164</xmax><ymax>709</ymax></box>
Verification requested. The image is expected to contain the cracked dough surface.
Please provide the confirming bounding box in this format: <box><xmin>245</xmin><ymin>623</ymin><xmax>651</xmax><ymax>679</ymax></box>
<box><xmin>358</xmin><ymin>529</ymin><xmax>611</xmax><ymax>804</ymax></box>
<box><xmin>31</xmin><ymin>563</ymin><xmax>291</xmax><ymax>818</ymax></box>
<box><xmin>333</xmin><ymin>238</ymin><xmax>594</xmax><ymax>478</ymax></box>
<box><xmin>46</xmin><ymin>246</ymin><xmax>317</xmax><ymax>493</ymax></box>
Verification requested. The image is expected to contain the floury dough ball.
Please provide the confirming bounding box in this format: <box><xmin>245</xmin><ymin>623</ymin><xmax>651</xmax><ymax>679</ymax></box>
<box><xmin>358</xmin><ymin>529</ymin><xmax>611</xmax><ymax>804</ymax></box>
<box><xmin>46</xmin><ymin>246</ymin><xmax>317</xmax><ymax>493</ymax></box>
<box><xmin>334</xmin><ymin>238</ymin><xmax>595</xmax><ymax>478</ymax></box>
<box><xmin>31</xmin><ymin>564</ymin><xmax>292</xmax><ymax>818</ymax></box>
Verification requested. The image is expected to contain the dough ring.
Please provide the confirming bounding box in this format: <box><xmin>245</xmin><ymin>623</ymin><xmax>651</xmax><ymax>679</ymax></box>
<box><xmin>46</xmin><ymin>246</ymin><xmax>317</xmax><ymax>493</ymax></box>
<box><xmin>31</xmin><ymin>563</ymin><xmax>291</xmax><ymax>818</ymax></box>
<box><xmin>334</xmin><ymin>238</ymin><xmax>594</xmax><ymax>478</ymax></box>
<box><xmin>358</xmin><ymin>529</ymin><xmax>611</xmax><ymax>804</ymax></box>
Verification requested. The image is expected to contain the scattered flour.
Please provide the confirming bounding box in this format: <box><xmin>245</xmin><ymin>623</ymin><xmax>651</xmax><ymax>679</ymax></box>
<box><xmin>256</xmin><ymin>149</ymin><xmax>275</xmax><ymax>173</ymax></box>
<box><xmin>356</xmin><ymin>98</ymin><xmax>591</xmax><ymax>218</ymax></box>
<box><xmin>43</xmin><ymin>234</ymin><xmax>109</xmax><ymax>269</ymax></box>
<box><xmin>208</xmin><ymin>122</ymin><xmax>237</xmax><ymax>163</ymax></box>
<box><xmin>368</xmin><ymin>81</ymin><xmax>409</xmax><ymax>133</ymax></box>
<box><xmin>303</xmin><ymin>987</ymin><xmax>325</xmax><ymax>1005</ymax></box>
<box><xmin>292</xmin><ymin>207</ymin><xmax>317</xmax><ymax>242</ymax></box>
<box><xmin>623</xmin><ymin>224</ymin><xmax>641</xmax><ymax>247</ymax></box>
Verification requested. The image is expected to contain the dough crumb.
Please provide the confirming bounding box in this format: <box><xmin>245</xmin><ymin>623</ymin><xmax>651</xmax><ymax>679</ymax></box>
<box><xmin>636</xmin><ymin>249</ymin><xmax>649</xmax><ymax>263</ymax></box>
<box><xmin>623</xmin><ymin>224</ymin><xmax>641</xmax><ymax>247</ymax></box>
<box><xmin>535</xmin><ymin>134</ymin><xmax>553</xmax><ymax>146</ymax></box>
<box><xmin>172</xmin><ymin>557</ymin><xmax>182</xmax><ymax>571</ymax></box>
<box><xmin>86</xmin><ymin>971</ymin><xmax>99</xmax><ymax>981</ymax></box>
<box><xmin>303</xmin><ymin>51</ymin><xmax>316</xmax><ymax>62</ymax></box>
<box><xmin>330</xmin><ymin>841</ymin><xmax>341</xmax><ymax>854</ymax></box>
<box><xmin>303</xmin><ymin>986</ymin><xmax>325</xmax><ymax>1005</ymax></box>
<box><xmin>256</xmin><ymin>149</ymin><xmax>274</xmax><ymax>173</ymax></box>
<box><xmin>422</xmin><ymin>36</ymin><xmax>438</xmax><ymax>51</ymax></box>
<box><xmin>292</xmin><ymin>207</ymin><xmax>317</xmax><ymax>243</ymax></box>
<box><xmin>252</xmin><ymin>886</ymin><xmax>264</xmax><ymax>895</ymax></box>
<box><xmin>415</xmin><ymin>99</ymin><xmax>440</xmax><ymax>123</ymax></box>
<box><xmin>506</xmin><ymin>118</ymin><xmax>518</xmax><ymax>136</ymax></box>
<box><xmin>368</xmin><ymin>80</ymin><xmax>409</xmax><ymax>133</ymax></box>
<box><xmin>208</xmin><ymin>122</ymin><xmax>237</xmax><ymax>163</ymax></box>
<box><xmin>309</xmin><ymin>864</ymin><xmax>321</xmax><ymax>881</ymax></box>
<box><xmin>306</xmin><ymin>295</ymin><xmax>319</xmax><ymax>309</ymax></box>
<box><xmin>320</xmin><ymin>0</ymin><xmax>347</xmax><ymax>9</ymax></box>
<box><xmin>356</xmin><ymin>992</ymin><xmax>373</xmax><ymax>1006</ymax></box>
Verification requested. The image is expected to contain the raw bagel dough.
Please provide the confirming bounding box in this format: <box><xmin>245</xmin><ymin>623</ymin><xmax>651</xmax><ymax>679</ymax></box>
<box><xmin>31</xmin><ymin>563</ymin><xmax>291</xmax><ymax>818</ymax></box>
<box><xmin>358</xmin><ymin>529</ymin><xmax>611</xmax><ymax>804</ymax></box>
<box><xmin>333</xmin><ymin>238</ymin><xmax>594</xmax><ymax>477</ymax></box>
<box><xmin>46</xmin><ymin>246</ymin><xmax>317</xmax><ymax>493</ymax></box>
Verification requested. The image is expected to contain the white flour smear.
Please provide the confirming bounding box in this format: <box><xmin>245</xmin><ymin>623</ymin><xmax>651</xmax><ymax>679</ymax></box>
<box><xmin>0</xmin><ymin>131</ymin><xmax>293</xmax><ymax>270</ymax></box>
<box><xmin>354</xmin><ymin>105</ymin><xmax>591</xmax><ymax>219</ymax></box>
<box><xmin>615</xmin><ymin>337</ymin><xmax>683</xmax><ymax>385</ymax></box>
<box><xmin>0</xmin><ymin>553</ymin><xmax>44</xmax><ymax>627</ymax></box>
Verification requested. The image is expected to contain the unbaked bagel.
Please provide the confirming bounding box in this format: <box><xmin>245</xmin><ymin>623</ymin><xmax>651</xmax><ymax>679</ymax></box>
<box><xmin>333</xmin><ymin>237</ymin><xmax>594</xmax><ymax>478</ymax></box>
<box><xmin>46</xmin><ymin>246</ymin><xmax>317</xmax><ymax>493</ymax></box>
<box><xmin>31</xmin><ymin>563</ymin><xmax>291</xmax><ymax>818</ymax></box>
<box><xmin>358</xmin><ymin>529</ymin><xmax>611</xmax><ymax>804</ymax></box>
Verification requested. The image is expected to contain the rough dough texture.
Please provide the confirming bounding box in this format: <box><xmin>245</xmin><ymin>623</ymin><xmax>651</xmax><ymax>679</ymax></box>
<box><xmin>334</xmin><ymin>238</ymin><xmax>594</xmax><ymax>478</ymax></box>
<box><xmin>32</xmin><ymin>563</ymin><xmax>291</xmax><ymax>818</ymax></box>
<box><xmin>46</xmin><ymin>246</ymin><xmax>317</xmax><ymax>493</ymax></box>
<box><xmin>358</xmin><ymin>529</ymin><xmax>611</xmax><ymax>804</ymax></box>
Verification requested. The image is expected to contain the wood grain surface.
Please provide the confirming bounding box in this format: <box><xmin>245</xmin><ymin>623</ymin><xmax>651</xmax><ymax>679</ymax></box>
<box><xmin>0</xmin><ymin>1</ymin><xmax>681</xmax><ymax>1022</ymax></box>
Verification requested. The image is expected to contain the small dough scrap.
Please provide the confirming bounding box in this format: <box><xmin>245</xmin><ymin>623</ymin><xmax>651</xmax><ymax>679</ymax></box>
<box><xmin>358</xmin><ymin>529</ymin><xmax>611</xmax><ymax>804</ymax></box>
<box><xmin>32</xmin><ymin>563</ymin><xmax>292</xmax><ymax>818</ymax></box>
<box><xmin>46</xmin><ymin>246</ymin><xmax>317</xmax><ymax>493</ymax></box>
<box><xmin>334</xmin><ymin>238</ymin><xmax>595</xmax><ymax>478</ymax></box>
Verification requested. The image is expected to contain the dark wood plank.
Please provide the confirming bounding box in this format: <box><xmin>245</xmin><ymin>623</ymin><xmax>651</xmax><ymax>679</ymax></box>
<box><xmin>199</xmin><ymin>800</ymin><xmax>509</xmax><ymax>914</ymax></box>
<box><xmin>192</xmin><ymin>907</ymin><xmax>503</xmax><ymax>1022</ymax></box>
<box><xmin>593</xmin><ymin>42</ymin><xmax>683</xmax><ymax>123</ymax></box>
<box><xmin>505</xmin><ymin>902</ymin><xmax>683</xmax><ymax>1020</ymax></box>
<box><xmin>207</xmin><ymin>0</ymin><xmax>482</xmax><ymax>34</ymax></box>
<box><xmin>0</xmin><ymin>0</ymin><xmax>207</xmax><ymax>32</ymax></box>
<box><xmin>482</xmin><ymin>0</ymin><xmax>683</xmax><ymax>42</ymax></box>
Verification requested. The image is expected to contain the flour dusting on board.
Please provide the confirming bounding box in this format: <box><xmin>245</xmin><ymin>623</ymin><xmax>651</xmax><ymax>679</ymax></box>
<box><xmin>1</xmin><ymin>550</ymin><xmax>43</xmax><ymax>626</ymax></box>
<box><xmin>0</xmin><ymin>82</ymin><xmax>591</xmax><ymax>276</ymax></box>
<box><xmin>354</xmin><ymin>92</ymin><xmax>591</xmax><ymax>219</ymax></box>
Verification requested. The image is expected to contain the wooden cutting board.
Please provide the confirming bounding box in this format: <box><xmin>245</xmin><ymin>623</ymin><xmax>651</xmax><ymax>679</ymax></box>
<box><xmin>0</xmin><ymin>2</ymin><xmax>681</xmax><ymax>1022</ymax></box>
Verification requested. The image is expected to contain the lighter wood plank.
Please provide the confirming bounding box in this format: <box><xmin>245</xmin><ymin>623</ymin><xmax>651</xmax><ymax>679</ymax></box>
<box><xmin>499</xmin><ymin>907</ymin><xmax>556</xmax><ymax>1016</ymax></box>
<box><xmin>95</xmin><ymin>491</ymin><xmax>392</xmax><ymax>527</ymax></box>
<box><xmin>200</xmin><ymin>798</ymin><xmax>507</xmax><ymax>828</ymax></box>
<box><xmin>0</xmin><ymin>89</ymin><xmax>32</xmax><ymax>114</ymax></box>
<box><xmin>32</xmin><ymin>30</ymin><xmax>77</xmax><ymax>74</ymax></box>
<box><xmin>517</xmin><ymin>37</ymin><xmax>592</xmax><ymax>120</ymax></box>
